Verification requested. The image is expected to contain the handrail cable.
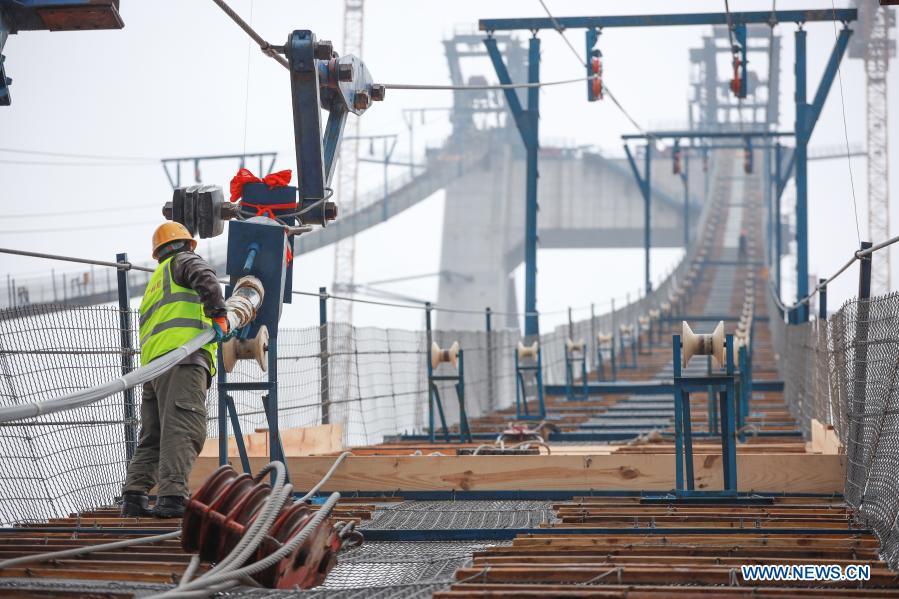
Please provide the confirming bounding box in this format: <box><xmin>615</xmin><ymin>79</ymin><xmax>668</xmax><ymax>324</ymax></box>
<box><xmin>771</xmin><ymin>233</ymin><xmax>899</xmax><ymax>312</ymax></box>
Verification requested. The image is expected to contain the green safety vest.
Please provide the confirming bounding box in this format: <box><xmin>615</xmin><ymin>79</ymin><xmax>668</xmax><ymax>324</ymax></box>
<box><xmin>139</xmin><ymin>255</ymin><xmax>217</xmax><ymax>374</ymax></box>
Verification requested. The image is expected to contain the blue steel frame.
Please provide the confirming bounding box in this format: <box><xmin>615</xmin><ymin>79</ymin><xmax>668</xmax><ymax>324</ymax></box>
<box><xmin>563</xmin><ymin>343</ymin><xmax>588</xmax><ymax>401</ymax></box>
<box><xmin>670</xmin><ymin>333</ymin><xmax>738</xmax><ymax>497</ymax></box>
<box><xmin>484</xmin><ymin>35</ymin><xmax>541</xmax><ymax>338</ymax></box>
<box><xmin>618</xmin><ymin>327</ymin><xmax>638</xmax><ymax>369</ymax></box>
<box><xmin>514</xmin><ymin>346</ymin><xmax>546</xmax><ymax>419</ymax></box>
<box><xmin>596</xmin><ymin>338</ymin><xmax>616</xmax><ymax>382</ymax></box>
<box><xmin>429</xmin><ymin>350</ymin><xmax>471</xmax><ymax>443</ymax></box>
<box><xmin>478</xmin><ymin>9</ymin><xmax>856</xmax><ymax>331</ymax></box>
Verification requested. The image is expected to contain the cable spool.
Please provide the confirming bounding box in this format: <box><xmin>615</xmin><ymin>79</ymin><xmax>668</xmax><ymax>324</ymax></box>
<box><xmin>619</xmin><ymin>323</ymin><xmax>635</xmax><ymax>336</ymax></box>
<box><xmin>431</xmin><ymin>341</ymin><xmax>460</xmax><ymax>370</ymax></box>
<box><xmin>222</xmin><ymin>325</ymin><xmax>270</xmax><ymax>373</ymax></box>
<box><xmin>660</xmin><ymin>302</ymin><xmax>671</xmax><ymax>315</ymax></box>
<box><xmin>182</xmin><ymin>464</ymin><xmax>342</xmax><ymax>589</ymax></box>
<box><xmin>638</xmin><ymin>315</ymin><xmax>650</xmax><ymax>331</ymax></box>
<box><xmin>681</xmin><ymin>320</ymin><xmax>726</xmax><ymax>368</ymax></box>
<box><xmin>597</xmin><ymin>332</ymin><xmax>613</xmax><ymax>348</ymax></box>
<box><xmin>566</xmin><ymin>338</ymin><xmax>586</xmax><ymax>354</ymax></box>
<box><xmin>648</xmin><ymin>308</ymin><xmax>660</xmax><ymax>321</ymax></box>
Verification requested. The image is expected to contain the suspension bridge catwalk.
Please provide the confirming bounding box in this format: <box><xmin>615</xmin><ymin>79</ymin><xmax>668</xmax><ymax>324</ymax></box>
<box><xmin>0</xmin><ymin>149</ymin><xmax>896</xmax><ymax>597</ymax></box>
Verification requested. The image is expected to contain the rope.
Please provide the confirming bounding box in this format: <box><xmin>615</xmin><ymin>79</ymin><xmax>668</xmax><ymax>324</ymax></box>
<box><xmin>209</xmin><ymin>0</ymin><xmax>289</xmax><ymax>69</ymax></box>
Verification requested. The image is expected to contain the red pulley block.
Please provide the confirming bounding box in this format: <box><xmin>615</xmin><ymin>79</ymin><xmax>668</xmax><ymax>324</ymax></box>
<box><xmin>730</xmin><ymin>55</ymin><xmax>742</xmax><ymax>97</ymax></box>
<box><xmin>182</xmin><ymin>465</ymin><xmax>344</xmax><ymax>589</ymax></box>
<box><xmin>673</xmin><ymin>152</ymin><xmax>681</xmax><ymax>175</ymax></box>
<box><xmin>590</xmin><ymin>55</ymin><xmax>603</xmax><ymax>100</ymax></box>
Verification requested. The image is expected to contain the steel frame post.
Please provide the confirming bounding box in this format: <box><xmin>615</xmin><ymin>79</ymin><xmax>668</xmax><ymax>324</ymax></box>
<box><xmin>589</xmin><ymin>303</ymin><xmax>597</xmax><ymax>372</ymax></box>
<box><xmin>115</xmin><ymin>253</ymin><xmax>137</xmax><ymax>465</ymax></box>
<box><xmin>682</xmin><ymin>152</ymin><xmax>690</xmax><ymax>248</ymax></box>
<box><xmin>847</xmin><ymin>241</ymin><xmax>873</xmax><ymax>502</ymax></box>
<box><xmin>774</xmin><ymin>142</ymin><xmax>783</xmax><ymax>299</ymax></box>
<box><xmin>818</xmin><ymin>278</ymin><xmax>827</xmax><ymax>320</ymax></box>
<box><xmin>793</xmin><ymin>25</ymin><xmax>853</xmax><ymax>323</ymax></box>
<box><xmin>319</xmin><ymin>287</ymin><xmax>330</xmax><ymax>425</ymax></box>
<box><xmin>484</xmin><ymin>35</ymin><xmax>541</xmax><ymax>337</ymax></box>
<box><xmin>625</xmin><ymin>143</ymin><xmax>653</xmax><ymax>294</ymax></box>
<box><xmin>794</xmin><ymin>28</ymin><xmax>809</xmax><ymax>323</ymax></box>
<box><xmin>425</xmin><ymin>302</ymin><xmax>436</xmax><ymax>442</ymax></box>
<box><xmin>485</xmin><ymin>307</ymin><xmax>494</xmax><ymax>412</ymax></box>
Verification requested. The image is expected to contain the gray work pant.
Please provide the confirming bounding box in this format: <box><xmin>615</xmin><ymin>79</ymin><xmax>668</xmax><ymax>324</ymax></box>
<box><xmin>123</xmin><ymin>364</ymin><xmax>208</xmax><ymax>498</ymax></box>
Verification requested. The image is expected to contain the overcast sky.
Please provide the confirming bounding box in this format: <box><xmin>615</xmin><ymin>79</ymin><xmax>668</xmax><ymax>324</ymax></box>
<box><xmin>1</xmin><ymin>0</ymin><xmax>895</xmax><ymax>331</ymax></box>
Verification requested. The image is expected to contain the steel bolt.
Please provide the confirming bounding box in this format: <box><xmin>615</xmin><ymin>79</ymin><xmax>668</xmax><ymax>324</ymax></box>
<box><xmin>314</xmin><ymin>40</ymin><xmax>334</xmax><ymax>60</ymax></box>
<box><xmin>370</xmin><ymin>84</ymin><xmax>386</xmax><ymax>101</ymax></box>
<box><xmin>353</xmin><ymin>89</ymin><xmax>371</xmax><ymax>110</ymax></box>
<box><xmin>337</xmin><ymin>62</ymin><xmax>354</xmax><ymax>82</ymax></box>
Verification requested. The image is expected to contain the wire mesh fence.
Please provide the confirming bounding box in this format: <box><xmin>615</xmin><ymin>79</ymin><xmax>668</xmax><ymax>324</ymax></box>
<box><xmin>0</xmin><ymin>214</ymin><xmax>697</xmax><ymax>526</ymax></box>
<box><xmin>770</xmin><ymin>290</ymin><xmax>899</xmax><ymax>570</ymax></box>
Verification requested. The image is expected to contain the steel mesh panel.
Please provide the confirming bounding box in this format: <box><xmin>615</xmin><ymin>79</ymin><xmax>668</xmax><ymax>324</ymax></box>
<box><xmin>360</xmin><ymin>500</ymin><xmax>556</xmax><ymax>530</ymax></box>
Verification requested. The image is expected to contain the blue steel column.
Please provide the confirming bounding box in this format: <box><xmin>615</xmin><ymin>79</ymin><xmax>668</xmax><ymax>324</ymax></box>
<box><xmin>524</xmin><ymin>36</ymin><xmax>541</xmax><ymax>336</ymax></box>
<box><xmin>484</xmin><ymin>35</ymin><xmax>541</xmax><ymax>337</ymax></box>
<box><xmin>794</xmin><ymin>28</ymin><xmax>809</xmax><ymax>323</ymax></box>
<box><xmin>774</xmin><ymin>143</ymin><xmax>783</xmax><ymax>298</ymax></box>
<box><xmin>115</xmin><ymin>253</ymin><xmax>137</xmax><ymax>464</ymax></box>
<box><xmin>644</xmin><ymin>143</ymin><xmax>652</xmax><ymax>294</ymax></box>
<box><xmin>682</xmin><ymin>152</ymin><xmax>689</xmax><ymax>248</ymax></box>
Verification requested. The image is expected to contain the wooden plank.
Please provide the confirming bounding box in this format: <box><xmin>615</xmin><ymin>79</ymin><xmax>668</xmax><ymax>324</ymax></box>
<box><xmin>188</xmin><ymin>453</ymin><xmax>845</xmax><ymax>493</ymax></box>
<box><xmin>199</xmin><ymin>424</ymin><xmax>343</xmax><ymax>458</ymax></box>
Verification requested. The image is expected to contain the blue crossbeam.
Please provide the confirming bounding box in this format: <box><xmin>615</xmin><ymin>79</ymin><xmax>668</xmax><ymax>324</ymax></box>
<box><xmin>545</xmin><ymin>380</ymin><xmax>784</xmax><ymax>396</ymax></box>
<box><xmin>480</xmin><ymin>9</ymin><xmax>857</xmax><ymax>32</ymax></box>
<box><xmin>622</xmin><ymin>130</ymin><xmax>794</xmax><ymax>140</ymax></box>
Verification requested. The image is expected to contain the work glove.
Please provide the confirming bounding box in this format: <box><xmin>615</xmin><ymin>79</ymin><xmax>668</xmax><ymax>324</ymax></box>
<box><xmin>212</xmin><ymin>315</ymin><xmax>232</xmax><ymax>342</ymax></box>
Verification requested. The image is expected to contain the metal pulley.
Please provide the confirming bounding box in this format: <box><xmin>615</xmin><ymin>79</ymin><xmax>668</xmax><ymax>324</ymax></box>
<box><xmin>222</xmin><ymin>325</ymin><xmax>269</xmax><ymax>373</ymax></box>
<box><xmin>163</xmin><ymin>185</ymin><xmax>240</xmax><ymax>239</ymax></box>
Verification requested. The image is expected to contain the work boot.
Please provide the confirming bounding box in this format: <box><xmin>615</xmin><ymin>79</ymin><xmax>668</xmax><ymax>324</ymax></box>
<box><xmin>153</xmin><ymin>495</ymin><xmax>186</xmax><ymax>519</ymax></box>
<box><xmin>120</xmin><ymin>492</ymin><xmax>153</xmax><ymax>518</ymax></box>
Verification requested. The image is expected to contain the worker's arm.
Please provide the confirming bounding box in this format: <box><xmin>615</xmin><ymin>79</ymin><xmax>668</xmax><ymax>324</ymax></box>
<box><xmin>170</xmin><ymin>252</ymin><xmax>227</xmax><ymax>318</ymax></box>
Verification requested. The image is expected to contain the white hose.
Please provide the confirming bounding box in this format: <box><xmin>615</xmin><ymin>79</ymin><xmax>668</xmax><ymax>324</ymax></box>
<box><xmin>0</xmin><ymin>331</ymin><xmax>216</xmax><ymax>423</ymax></box>
<box><xmin>0</xmin><ymin>276</ymin><xmax>263</xmax><ymax>424</ymax></box>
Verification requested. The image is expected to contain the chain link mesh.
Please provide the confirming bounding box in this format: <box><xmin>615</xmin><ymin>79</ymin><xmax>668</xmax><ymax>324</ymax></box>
<box><xmin>770</xmin><ymin>291</ymin><xmax>899</xmax><ymax>569</ymax></box>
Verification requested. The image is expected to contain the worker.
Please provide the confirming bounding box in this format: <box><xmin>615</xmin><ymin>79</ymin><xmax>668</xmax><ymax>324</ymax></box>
<box><xmin>120</xmin><ymin>222</ymin><xmax>231</xmax><ymax>519</ymax></box>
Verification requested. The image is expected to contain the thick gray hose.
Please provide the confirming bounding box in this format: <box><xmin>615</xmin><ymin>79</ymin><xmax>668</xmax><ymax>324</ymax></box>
<box><xmin>0</xmin><ymin>332</ymin><xmax>214</xmax><ymax>423</ymax></box>
<box><xmin>0</xmin><ymin>276</ymin><xmax>264</xmax><ymax>424</ymax></box>
<box><xmin>298</xmin><ymin>451</ymin><xmax>352</xmax><ymax>502</ymax></box>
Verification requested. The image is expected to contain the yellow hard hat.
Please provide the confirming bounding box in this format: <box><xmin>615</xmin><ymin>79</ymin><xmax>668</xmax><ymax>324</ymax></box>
<box><xmin>151</xmin><ymin>222</ymin><xmax>196</xmax><ymax>259</ymax></box>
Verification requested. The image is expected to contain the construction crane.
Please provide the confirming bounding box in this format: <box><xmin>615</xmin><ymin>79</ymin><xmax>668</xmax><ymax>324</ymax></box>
<box><xmin>851</xmin><ymin>0</ymin><xmax>895</xmax><ymax>294</ymax></box>
<box><xmin>331</xmin><ymin>0</ymin><xmax>364</xmax><ymax>324</ymax></box>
